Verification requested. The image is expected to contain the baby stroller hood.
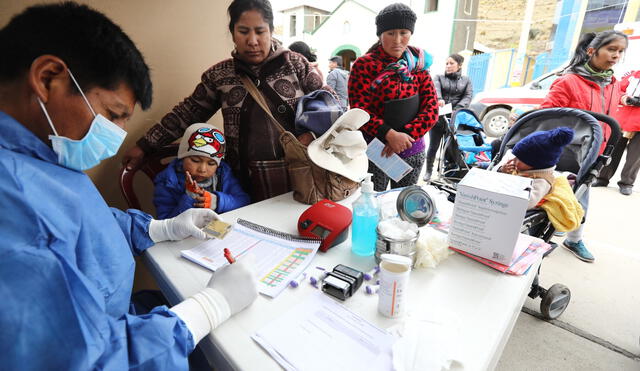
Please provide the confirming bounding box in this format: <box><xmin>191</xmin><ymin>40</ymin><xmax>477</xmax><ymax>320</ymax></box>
<box><xmin>492</xmin><ymin>108</ymin><xmax>619</xmax><ymax>185</ymax></box>
<box><xmin>449</xmin><ymin>109</ymin><xmax>492</xmax><ymax>160</ymax></box>
<box><xmin>452</xmin><ymin>109</ymin><xmax>484</xmax><ymax>131</ymax></box>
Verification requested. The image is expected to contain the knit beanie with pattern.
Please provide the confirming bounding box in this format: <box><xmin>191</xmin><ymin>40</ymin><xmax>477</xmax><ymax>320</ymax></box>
<box><xmin>375</xmin><ymin>3</ymin><xmax>417</xmax><ymax>36</ymax></box>
<box><xmin>178</xmin><ymin>123</ymin><xmax>226</xmax><ymax>164</ymax></box>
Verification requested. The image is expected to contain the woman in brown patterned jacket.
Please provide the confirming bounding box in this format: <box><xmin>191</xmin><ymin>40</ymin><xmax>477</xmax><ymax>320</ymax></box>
<box><xmin>123</xmin><ymin>0</ymin><xmax>328</xmax><ymax>199</ymax></box>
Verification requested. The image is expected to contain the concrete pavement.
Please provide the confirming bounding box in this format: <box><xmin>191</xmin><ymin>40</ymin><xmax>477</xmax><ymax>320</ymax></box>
<box><xmin>495</xmin><ymin>182</ymin><xmax>640</xmax><ymax>370</ymax></box>
<box><xmin>495</xmin><ymin>171</ymin><xmax>640</xmax><ymax>369</ymax></box>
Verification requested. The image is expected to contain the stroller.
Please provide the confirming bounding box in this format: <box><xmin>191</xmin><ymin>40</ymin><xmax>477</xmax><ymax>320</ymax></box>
<box><xmin>436</xmin><ymin>109</ymin><xmax>494</xmax><ymax>183</ymax></box>
<box><xmin>436</xmin><ymin>107</ymin><xmax>621</xmax><ymax>319</ymax></box>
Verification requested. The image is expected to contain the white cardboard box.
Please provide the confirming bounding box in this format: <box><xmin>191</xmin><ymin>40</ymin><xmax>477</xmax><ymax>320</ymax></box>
<box><xmin>448</xmin><ymin>168</ymin><xmax>532</xmax><ymax>265</ymax></box>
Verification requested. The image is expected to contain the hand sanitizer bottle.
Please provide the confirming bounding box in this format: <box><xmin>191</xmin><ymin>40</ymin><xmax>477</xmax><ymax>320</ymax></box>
<box><xmin>351</xmin><ymin>174</ymin><xmax>379</xmax><ymax>256</ymax></box>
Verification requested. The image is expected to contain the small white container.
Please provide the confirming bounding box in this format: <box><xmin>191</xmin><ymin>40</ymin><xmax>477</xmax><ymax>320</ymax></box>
<box><xmin>377</xmin><ymin>254</ymin><xmax>412</xmax><ymax>318</ymax></box>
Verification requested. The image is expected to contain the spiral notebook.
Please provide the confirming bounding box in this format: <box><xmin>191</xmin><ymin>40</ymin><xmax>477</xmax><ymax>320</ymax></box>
<box><xmin>181</xmin><ymin>219</ymin><xmax>321</xmax><ymax>298</ymax></box>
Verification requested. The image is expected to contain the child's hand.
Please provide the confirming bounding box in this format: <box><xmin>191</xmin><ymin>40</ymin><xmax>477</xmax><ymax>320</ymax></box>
<box><xmin>500</xmin><ymin>159</ymin><xmax>517</xmax><ymax>174</ymax></box>
<box><xmin>193</xmin><ymin>190</ymin><xmax>216</xmax><ymax>210</ymax></box>
<box><xmin>185</xmin><ymin>171</ymin><xmax>201</xmax><ymax>194</ymax></box>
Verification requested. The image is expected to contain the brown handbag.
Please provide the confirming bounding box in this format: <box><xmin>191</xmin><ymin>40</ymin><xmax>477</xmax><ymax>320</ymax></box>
<box><xmin>240</xmin><ymin>75</ymin><xmax>359</xmax><ymax>204</ymax></box>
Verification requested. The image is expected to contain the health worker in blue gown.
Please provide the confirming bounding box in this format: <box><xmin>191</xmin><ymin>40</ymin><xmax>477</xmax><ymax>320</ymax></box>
<box><xmin>0</xmin><ymin>3</ymin><xmax>257</xmax><ymax>370</ymax></box>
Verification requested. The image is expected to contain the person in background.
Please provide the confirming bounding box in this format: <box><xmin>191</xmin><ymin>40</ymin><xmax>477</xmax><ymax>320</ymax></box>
<box><xmin>123</xmin><ymin>0</ymin><xmax>332</xmax><ymax>201</ymax></box>
<box><xmin>154</xmin><ymin>124</ymin><xmax>250</xmax><ymax>219</ymax></box>
<box><xmin>597</xmin><ymin>70</ymin><xmax>640</xmax><ymax>195</ymax></box>
<box><xmin>424</xmin><ymin>53</ymin><xmax>473</xmax><ymax>181</ymax></box>
<box><xmin>348</xmin><ymin>3</ymin><xmax>438</xmax><ymax>191</ymax></box>
<box><xmin>540</xmin><ymin>30</ymin><xmax>628</xmax><ymax>263</ymax></box>
<box><xmin>0</xmin><ymin>3</ymin><xmax>257</xmax><ymax>370</ymax></box>
<box><xmin>288</xmin><ymin>40</ymin><xmax>322</xmax><ymax>78</ymax></box>
<box><xmin>327</xmin><ymin>55</ymin><xmax>349</xmax><ymax>108</ymax></box>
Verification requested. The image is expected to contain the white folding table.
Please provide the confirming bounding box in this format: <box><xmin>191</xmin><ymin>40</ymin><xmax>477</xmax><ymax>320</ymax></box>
<box><xmin>144</xmin><ymin>191</ymin><xmax>540</xmax><ymax>370</ymax></box>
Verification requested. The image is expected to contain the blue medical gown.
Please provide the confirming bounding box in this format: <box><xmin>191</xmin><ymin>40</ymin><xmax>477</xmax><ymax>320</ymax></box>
<box><xmin>0</xmin><ymin>112</ymin><xmax>193</xmax><ymax>370</ymax></box>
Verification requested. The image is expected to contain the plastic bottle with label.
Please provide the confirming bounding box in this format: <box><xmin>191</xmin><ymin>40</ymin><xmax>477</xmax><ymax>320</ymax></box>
<box><xmin>378</xmin><ymin>254</ymin><xmax>412</xmax><ymax>317</ymax></box>
<box><xmin>351</xmin><ymin>174</ymin><xmax>379</xmax><ymax>256</ymax></box>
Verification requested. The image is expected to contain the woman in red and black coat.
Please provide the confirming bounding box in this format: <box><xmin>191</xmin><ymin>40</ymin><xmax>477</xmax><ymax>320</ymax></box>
<box><xmin>348</xmin><ymin>3</ymin><xmax>438</xmax><ymax>191</ymax></box>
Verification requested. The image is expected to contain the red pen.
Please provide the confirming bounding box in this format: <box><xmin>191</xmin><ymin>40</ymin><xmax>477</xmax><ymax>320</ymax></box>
<box><xmin>223</xmin><ymin>248</ymin><xmax>235</xmax><ymax>264</ymax></box>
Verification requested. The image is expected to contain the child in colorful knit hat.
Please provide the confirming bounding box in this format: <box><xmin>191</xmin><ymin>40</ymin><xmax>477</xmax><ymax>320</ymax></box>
<box><xmin>153</xmin><ymin>124</ymin><xmax>250</xmax><ymax>219</ymax></box>
<box><xmin>496</xmin><ymin>127</ymin><xmax>576</xmax><ymax>209</ymax></box>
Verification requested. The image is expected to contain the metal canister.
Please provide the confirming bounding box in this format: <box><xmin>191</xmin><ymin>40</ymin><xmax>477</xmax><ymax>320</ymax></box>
<box><xmin>375</xmin><ymin>225</ymin><xmax>419</xmax><ymax>266</ymax></box>
<box><xmin>374</xmin><ymin>186</ymin><xmax>436</xmax><ymax>266</ymax></box>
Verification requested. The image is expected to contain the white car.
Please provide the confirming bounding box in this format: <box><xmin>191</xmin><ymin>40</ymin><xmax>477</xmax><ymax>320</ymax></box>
<box><xmin>469</xmin><ymin>70</ymin><xmax>561</xmax><ymax>137</ymax></box>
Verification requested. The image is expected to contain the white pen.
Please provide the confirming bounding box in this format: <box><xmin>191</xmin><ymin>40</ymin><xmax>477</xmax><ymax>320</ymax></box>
<box><xmin>308</xmin><ymin>266</ymin><xmax>327</xmax><ymax>288</ymax></box>
<box><xmin>289</xmin><ymin>273</ymin><xmax>307</xmax><ymax>288</ymax></box>
<box><xmin>365</xmin><ymin>284</ymin><xmax>380</xmax><ymax>295</ymax></box>
<box><xmin>363</xmin><ymin>266</ymin><xmax>380</xmax><ymax>281</ymax></box>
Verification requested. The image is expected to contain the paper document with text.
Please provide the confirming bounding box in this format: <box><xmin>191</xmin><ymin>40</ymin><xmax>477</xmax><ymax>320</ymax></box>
<box><xmin>366</xmin><ymin>138</ymin><xmax>413</xmax><ymax>182</ymax></box>
<box><xmin>181</xmin><ymin>219</ymin><xmax>320</xmax><ymax>297</ymax></box>
<box><xmin>252</xmin><ymin>292</ymin><xmax>395</xmax><ymax>371</ymax></box>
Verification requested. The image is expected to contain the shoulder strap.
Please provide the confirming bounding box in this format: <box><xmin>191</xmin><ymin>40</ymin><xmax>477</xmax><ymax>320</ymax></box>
<box><xmin>239</xmin><ymin>75</ymin><xmax>286</xmax><ymax>134</ymax></box>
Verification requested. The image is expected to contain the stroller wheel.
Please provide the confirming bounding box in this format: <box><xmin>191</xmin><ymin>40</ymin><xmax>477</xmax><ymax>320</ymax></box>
<box><xmin>540</xmin><ymin>283</ymin><xmax>571</xmax><ymax>320</ymax></box>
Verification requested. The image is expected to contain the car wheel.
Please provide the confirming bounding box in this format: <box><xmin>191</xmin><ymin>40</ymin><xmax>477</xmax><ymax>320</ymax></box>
<box><xmin>482</xmin><ymin>108</ymin><xmax>511</xmax><ymax>137</ymax></box>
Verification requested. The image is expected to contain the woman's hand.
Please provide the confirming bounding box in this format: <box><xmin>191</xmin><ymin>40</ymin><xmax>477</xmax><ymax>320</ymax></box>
<box><xmin>297</xmin><ymin>132</ymin><xmax>315</xmax><ymax>146</ymax></box>
<box><xmin>382</xmin><ymin>129</ymin><xmax>414</xmax><ymax>157</ymax></box>
<box><xmin>438</xmin><ymin>99</ymin><xmax>445</xmax><ymax>107</ymax></box>
<box><xmin>122</xmin><ymin>145</ymin><xmax>145</xmax><ymax>170</ymax></box>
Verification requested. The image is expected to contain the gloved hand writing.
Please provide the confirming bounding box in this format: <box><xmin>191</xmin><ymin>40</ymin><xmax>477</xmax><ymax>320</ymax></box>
<box><xmin>148</xmin><ymin>208</ymin><xmax>221</xmax><ymax>242</ymax></box>
<box><xmin>205</xmin><ymin>258</ymin><xmax>257</xmax><ymax>315</ymax></box>
<box><xmin>170</xmin><ymin>259</ymin><xmax>258</xmax><ymax>344</ymax></box>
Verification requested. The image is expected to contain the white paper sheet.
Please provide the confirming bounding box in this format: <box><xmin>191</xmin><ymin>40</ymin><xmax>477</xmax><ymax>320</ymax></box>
<box><xmin>366</xmin><ymin>138</ymin><xmax>414</xmax><ymax>183</ymax></box>
<box><xmin>388</xmin><ymin>312</ymin><xmax>464</xmax><ymax>371</ymax></box>
<box><xmin>439</xmin><ymin>103</ymin><xmax>452</xmax><ymax>116</ymax></box>
<box><xmin>181</xmin><ymin>221</ymin><xmax>320</xmax><ymax>297</ymax></box>
<box><xmin>252</xmin><ymin>293</ymin><xmax>396</xmax><ymax>371</ymax></box>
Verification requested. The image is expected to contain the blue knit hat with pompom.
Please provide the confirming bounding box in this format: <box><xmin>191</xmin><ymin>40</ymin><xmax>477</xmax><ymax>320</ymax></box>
<box><xmin>512</xmin><ymin>127</ymin><xmax>574</xmax><ymax>169</ymax></box>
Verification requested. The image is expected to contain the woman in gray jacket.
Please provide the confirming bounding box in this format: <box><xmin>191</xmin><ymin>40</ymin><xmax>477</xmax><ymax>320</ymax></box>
<box><xmin>424</xmin><ymin>53</ymin><xmax>473</xmax><ymax>180</ymax></box>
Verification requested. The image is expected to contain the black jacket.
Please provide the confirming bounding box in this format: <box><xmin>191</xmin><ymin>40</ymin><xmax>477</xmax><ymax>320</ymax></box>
<box><xmin>434</xmin><ymin>72</ymin><xmax>473</xmax><ymax>110</ymax></box>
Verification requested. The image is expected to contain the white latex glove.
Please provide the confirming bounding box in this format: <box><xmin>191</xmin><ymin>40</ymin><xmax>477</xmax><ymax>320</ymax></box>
<box><xmin>148</xmin><ymin>208</ymin><xmax>221</xmax><ymax>242</ymax></box>
<box><xmin>206</xmin><ymin>258</ymin><xmax>258</xmax><ymax>315</ymax></box>
<box><xmin>170</xmin><ymin>259</ymin><xmax>258</xmax><ymax>344</ymax></box>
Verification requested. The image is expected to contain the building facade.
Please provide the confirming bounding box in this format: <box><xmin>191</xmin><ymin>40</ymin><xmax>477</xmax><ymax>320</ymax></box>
<box><xmin>275</xmin><ymin>0</ymin><xmax>479</xmax><ymax>77</ymax></box>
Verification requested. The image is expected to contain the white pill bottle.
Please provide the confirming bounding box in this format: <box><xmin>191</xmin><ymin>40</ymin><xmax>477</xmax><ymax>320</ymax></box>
<box><xmin>377</xmin><ymin>254</ymin><xmax>412</xmax><ymax>317</ymax></box>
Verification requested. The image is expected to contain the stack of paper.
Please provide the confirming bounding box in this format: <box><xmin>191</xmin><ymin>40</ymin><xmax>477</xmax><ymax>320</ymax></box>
<box><xmin>450</xmin><ymin>233</ymin><xmax>551</xmax><ymax>275</ymax></box>
<box><xmin>252</xmin><ymin>293</ymin><xmax>395</xmax><ymax>371</ymax></box>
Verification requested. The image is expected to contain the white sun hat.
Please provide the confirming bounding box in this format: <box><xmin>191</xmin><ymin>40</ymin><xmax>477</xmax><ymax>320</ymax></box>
<box><xmin>307</xmin><ymin>108</ymin><xmax>370</xmax><ymax>182</ymax></box>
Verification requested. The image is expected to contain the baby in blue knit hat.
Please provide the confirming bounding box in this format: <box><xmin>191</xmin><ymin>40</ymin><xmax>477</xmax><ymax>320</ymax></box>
<box><xmin>496</xmin><ymin>127</ymin><xmax>574</xmax><ymax>209</ymax></box>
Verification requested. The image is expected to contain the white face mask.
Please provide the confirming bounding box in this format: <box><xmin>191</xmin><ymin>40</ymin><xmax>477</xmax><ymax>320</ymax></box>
<box><xmin>37</xmin><ymin>69</ymin><xmax>127</xmax><ymax>171</ymax></box>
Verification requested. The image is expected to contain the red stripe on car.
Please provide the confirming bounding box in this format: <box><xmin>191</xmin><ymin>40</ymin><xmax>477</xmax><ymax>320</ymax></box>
<box><xmin>478</xmin><ymin>97</ymin><xmax>543</xmax><ymax>104</ymax></box>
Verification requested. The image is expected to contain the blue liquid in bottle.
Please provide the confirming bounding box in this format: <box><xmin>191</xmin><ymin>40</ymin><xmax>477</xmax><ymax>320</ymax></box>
<box><xmin>351</xmin><ymin>174</ymin><xmax>379</xmax><ymax>256</ymax></box>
